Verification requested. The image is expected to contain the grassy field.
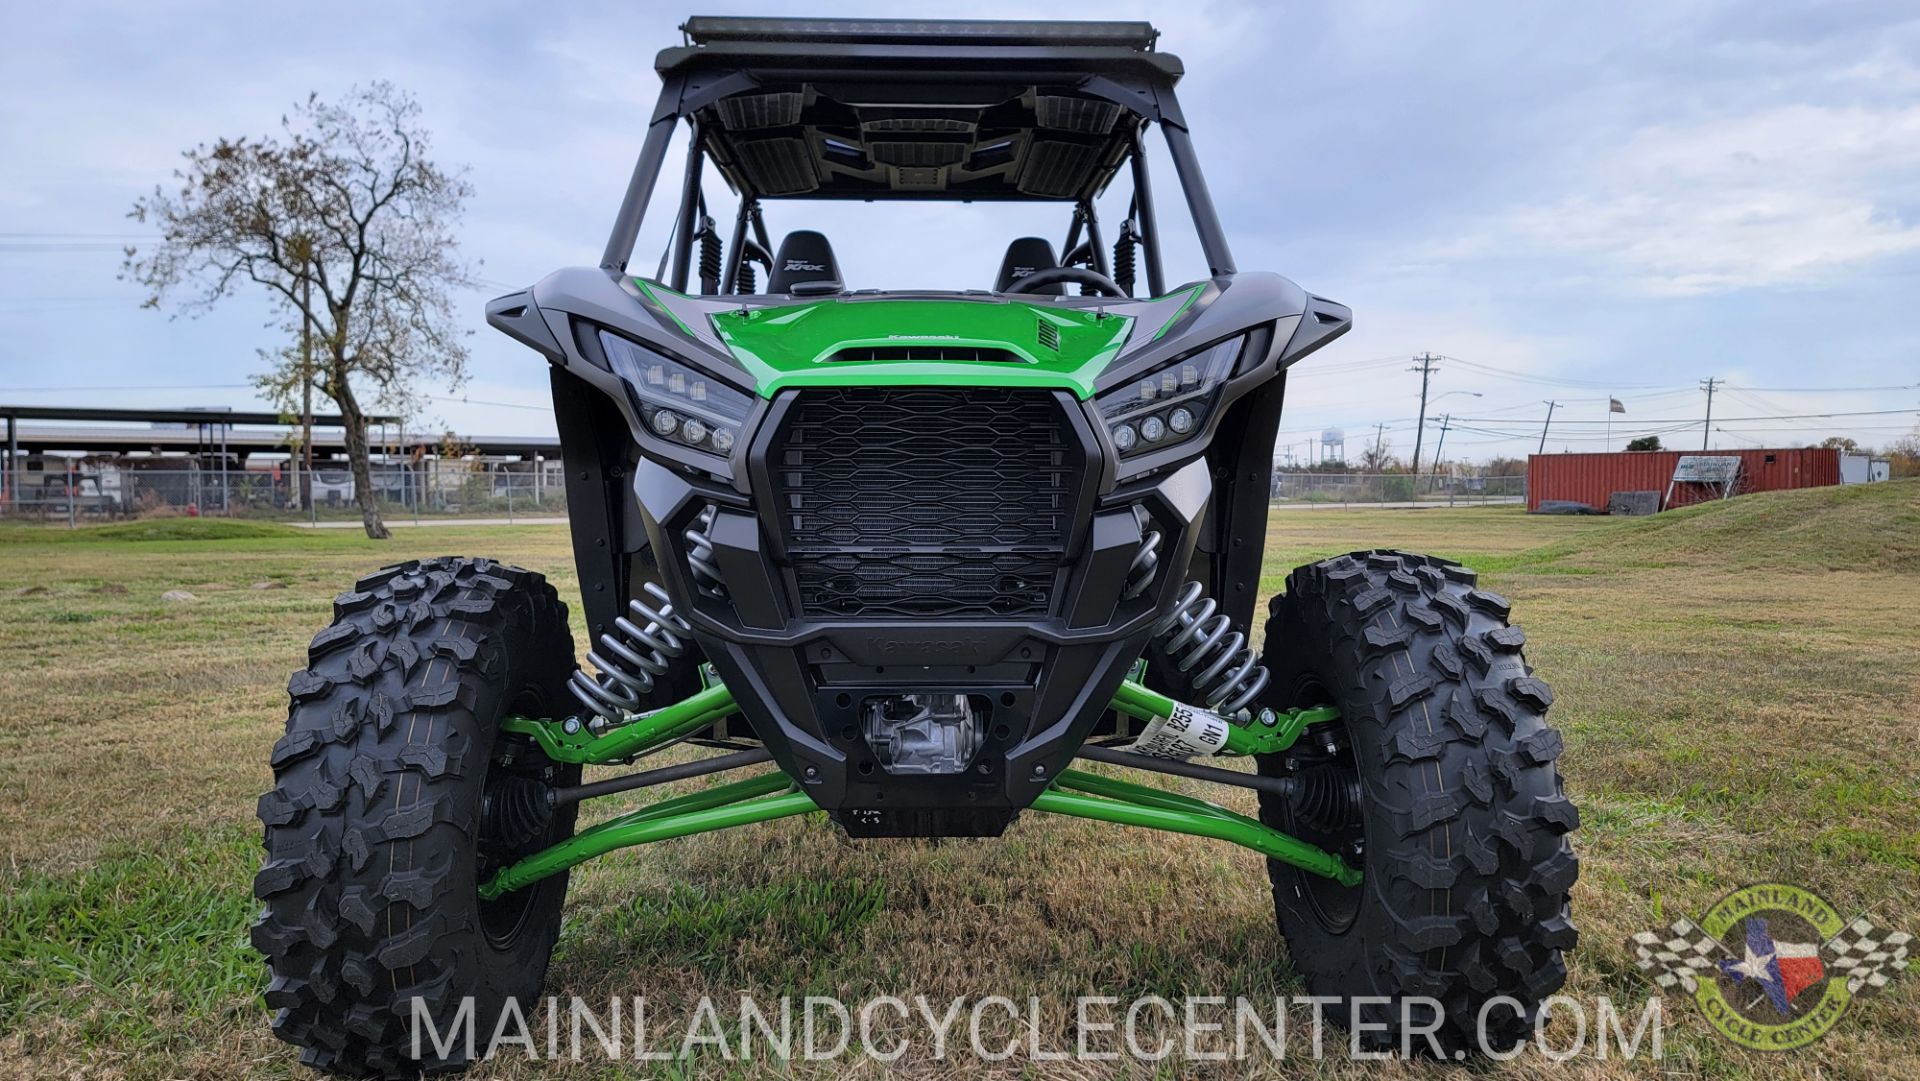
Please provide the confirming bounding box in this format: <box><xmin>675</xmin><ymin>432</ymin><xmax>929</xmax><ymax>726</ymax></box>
<box><xmin>2</xmin><ymin>484</ymin><xmax>1917</xmax><ymax>1079</ymax></box>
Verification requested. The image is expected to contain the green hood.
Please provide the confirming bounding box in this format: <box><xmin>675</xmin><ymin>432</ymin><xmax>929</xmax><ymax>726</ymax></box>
<box><xmin>705</xmin><ymin>297</ymin><xmax>1136</xmax><ymax>399</ymax></box>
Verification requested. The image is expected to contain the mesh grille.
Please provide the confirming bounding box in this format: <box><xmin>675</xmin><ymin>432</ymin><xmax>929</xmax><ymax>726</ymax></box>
<box><xmin>770</xmin><ymin>388</ymin><xmax>1079</xmax><ymax>619</ymax></box>
<box><xmin>1034</xmin><ymin>95</ymin><xmax>1124</xmax><ymax>134</ymax></box>
<box><xmin>869</xmin><ymin>141</ymin><xmax>968</xmax><ymax>168</ymax></box>
<box><xmin>1017</xmin><ymin>139</ymin><xmax>1101</xmax><ymax>197</ymax></box>
<box><xmin>715</xmin><ymin>91</ymin><xmax>803</xmax><ymax>130</ymax></box>
<box><xmin>735</xmin><ymin>137</ymin><xmax>819</xmax><ymax>195</ymax></box>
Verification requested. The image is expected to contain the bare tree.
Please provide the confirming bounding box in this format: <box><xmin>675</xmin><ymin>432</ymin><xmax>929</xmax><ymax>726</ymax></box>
<box><xmin>1887</xmin><ymin>428</ymin><xmax>1920</xmax><ymax>478</ymax></box>
<box><xmin>1358</xmin><ymin>439</ymin><xmax>1399</xmax><ymax>473</ymax></box>
<box><xmin>124</xmin><ymin>83</ymin><xmax>474</xmax><ymax>538</ymax></box>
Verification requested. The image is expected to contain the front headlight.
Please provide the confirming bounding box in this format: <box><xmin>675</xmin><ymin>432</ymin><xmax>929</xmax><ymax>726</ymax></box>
<box><xmin>600</xmin><ymin>332</ymin><xmax>753</xmax><ymax>457</ymax></box>
<box><xmin>1095</xmin><ymin>336</ymin><xmax>1241</xmax><ymax>460</ymax></box>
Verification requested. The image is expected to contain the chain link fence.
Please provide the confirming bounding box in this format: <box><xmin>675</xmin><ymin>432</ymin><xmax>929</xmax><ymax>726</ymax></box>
<box><xmin>0</xmin><ymin>463</ymin><xmax>567</xmax><ymax>526</ymax></box>
<box><xmin>3</xmin><ymin>463</ymin><xmax>1527</xmax><ymax>527</ymax></box>
<box><xmin>1270</xmin><ymin>472</ymin><xmax>1527</xmax><ymax>508</ymax></box>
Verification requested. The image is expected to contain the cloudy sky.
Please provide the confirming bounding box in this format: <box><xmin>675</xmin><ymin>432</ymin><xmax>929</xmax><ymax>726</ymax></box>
<box><xmin>3</xmin><ymin>0</ymin><xmax>1918</xmax><ymax>462</ymax></box>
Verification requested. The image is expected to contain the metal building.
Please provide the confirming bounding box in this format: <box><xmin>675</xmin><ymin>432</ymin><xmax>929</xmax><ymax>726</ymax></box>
<box><xmin>1525</xmin><ymin>448</ymin><xmax>1841</xmax><ymax>513</ymax></box>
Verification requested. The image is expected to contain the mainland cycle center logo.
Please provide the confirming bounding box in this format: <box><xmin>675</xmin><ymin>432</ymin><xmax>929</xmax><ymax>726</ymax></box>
<box><xmin>1630</xmin><ymin>883</ymin><xmax>1911</xmax><ymax>1050</ymax></box>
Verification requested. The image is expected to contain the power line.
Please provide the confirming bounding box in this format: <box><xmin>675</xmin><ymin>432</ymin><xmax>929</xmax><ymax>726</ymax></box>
<box><xmin>0</xmin><ymin>383</ymin><xmax>252</xmax><ymax>393</ymax></box>
<box><xmin>0</xmin><ymin>243</ymin><xmax>129</xmax><ymax>252</ymax></box>
<box><xmin>1444</xmin><ymin>418</ymin><xmax>1917</xmax><ymax>443</ymax></box>
<box><xmin>1446</xmin><ymin>408</ymin><xmax>1917</xmax><ymax>425</ymax></box>
<box><xmin>1440</xmin><ymin>355</ymin><xmax>1681</xmax><ymax>392</ymax></box>
<box><xmin>419</xmin><ymin>393</ymin><xmax>549</xmax><ymax>412</ymax></box>
<box><xmin>1287</xmin><ymin>354</ymin><xmax>1436</xmax><ymax>379</ymax></box>
<box><xmin>1734</xmin><ymin>383</ymin><xmax>1920</xmax><ymax>392</ymax></box>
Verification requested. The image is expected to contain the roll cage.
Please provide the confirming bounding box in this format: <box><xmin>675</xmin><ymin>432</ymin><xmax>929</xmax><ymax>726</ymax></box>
<box><xmin>602</xmin><ymin>16</ymin><xmax>1235</xmax><ymax>298</ymax></box>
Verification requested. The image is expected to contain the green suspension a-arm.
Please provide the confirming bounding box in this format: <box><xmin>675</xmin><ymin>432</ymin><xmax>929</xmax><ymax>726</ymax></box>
<box><xmin>1108</xmin><ymin>678</ymin><xmax>1340</xmax><ymax>756</ymax></box>
<box><xmin>479</xmin><ymin>771</ymin><xmax>816</xmax><ymax>899</ymax></box>
<box><xmin>502</xmin><ymin>682</ymin><xmax>738</xmax><ymax>764</ymax></box>
<box><xmin>482</xmin><ymin>679</ymin><xmax>1358</xmax><ymax>897</ymax></box>
<box><xmin>1034</xmin><ymin>769</ymin><xmax>1362</xmax><ymax>886</ymax></box>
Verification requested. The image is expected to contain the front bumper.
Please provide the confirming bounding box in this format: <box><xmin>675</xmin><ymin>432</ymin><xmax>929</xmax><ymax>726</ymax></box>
<box><xmin>632</xmin><ymin>391</ymin><xmax>1214</xmax><ymax>833</ymax></box>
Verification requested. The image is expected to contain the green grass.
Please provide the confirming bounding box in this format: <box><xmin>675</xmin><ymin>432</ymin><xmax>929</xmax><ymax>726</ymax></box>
<box><xmin>1</xmin><ymin>481</ymin><xmax>1917</xmax><ymax>1079</ymax></box>
<box><xmin>0</xmin><ymin>517</ymin><xmax>305</xmax><ymax>544</ymax></box>
<box><xmin>88</xmin><ymin>519</ymin><xmax>305</xmax><ymax>543</ymax></box>
<box><xmin>0</xmin><ymin>827</ymin><xmax>261</xmax><ymax>1054</ymax></box>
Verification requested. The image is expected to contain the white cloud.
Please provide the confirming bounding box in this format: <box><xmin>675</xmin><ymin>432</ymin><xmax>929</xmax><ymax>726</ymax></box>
<box><xmin>3</xmin><ymin>1</ymin><xmax>1915</xmax><ymax>458</ymax></box>
<box><xmin>1434</xmin><ymin>103</ymin><xmax>1920</xmax><ymax>294</ymax></box>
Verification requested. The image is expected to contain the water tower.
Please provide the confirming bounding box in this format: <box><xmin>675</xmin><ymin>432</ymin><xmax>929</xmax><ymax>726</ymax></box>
<box><xmin>1319</xmin><ymin>427</ymin><xmax>1345</xmax><ymax>467</ymax></box>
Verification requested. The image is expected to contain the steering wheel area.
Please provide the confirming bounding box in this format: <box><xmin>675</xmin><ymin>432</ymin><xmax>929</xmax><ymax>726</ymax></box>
<box><xmin>1002</xmin><ymin>265</ymin><xmax>1128</xmax><ymax>298</ymax></box>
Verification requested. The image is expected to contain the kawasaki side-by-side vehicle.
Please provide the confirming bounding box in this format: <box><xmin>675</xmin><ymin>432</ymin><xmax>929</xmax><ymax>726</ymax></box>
<box><xmin>255</xmin><ymin>17</ymin><xmax>1578</xmax><ymax>1075</ymax></box>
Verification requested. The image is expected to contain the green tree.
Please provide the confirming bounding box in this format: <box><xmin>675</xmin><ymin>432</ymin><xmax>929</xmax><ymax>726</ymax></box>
<box><xmin>1625</xmin><ymin>435</ymin><xmax>1663</xmax><ymax>451</ymax></box>
<box><xmin>124</xmin><ymin>83</ymin><xmax>474</xmax><ymax>538</ymax></box>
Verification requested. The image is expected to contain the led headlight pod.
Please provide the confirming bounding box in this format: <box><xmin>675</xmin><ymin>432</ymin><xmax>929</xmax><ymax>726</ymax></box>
<box><xmin>1096</xmin><ymin>336</ymin><xmax>1241</xmax><ymax>460</ymax></box>
<box><xmin>600</xmin><ymin>332</ymin><xmax>752</xmax><ymax>458</ymax></box>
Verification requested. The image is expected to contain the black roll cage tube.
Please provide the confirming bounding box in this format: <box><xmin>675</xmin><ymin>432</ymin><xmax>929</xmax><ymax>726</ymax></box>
<box><xmin>602</xmin><ymin>71</ymin><xmax>1234</xmax><ymax>297</ymax></box>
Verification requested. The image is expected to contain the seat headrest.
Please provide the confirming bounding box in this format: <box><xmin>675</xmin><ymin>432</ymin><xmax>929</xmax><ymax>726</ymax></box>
<box><xmin>766</xmin><ymin>230</ymin><xmax>842</xmax><ymax>294</ymax></box>
<box><xmin>994</xmin><ymin>237</ymin><xmax>1064</xmax><ymax>295</ymax></box>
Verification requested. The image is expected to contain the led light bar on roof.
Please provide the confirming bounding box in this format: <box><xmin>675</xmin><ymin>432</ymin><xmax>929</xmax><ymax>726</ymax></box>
<box><xmin>680</xmin><ymin>17</ymin><xmax>1159</xmax><ymax>51</ymax></box>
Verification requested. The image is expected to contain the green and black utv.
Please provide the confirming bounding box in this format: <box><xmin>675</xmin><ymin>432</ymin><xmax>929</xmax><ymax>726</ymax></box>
<box><xmin>255</xmin><ymin>17</ymin><xmax>1577</xmax><ymax>1074</ymax></box>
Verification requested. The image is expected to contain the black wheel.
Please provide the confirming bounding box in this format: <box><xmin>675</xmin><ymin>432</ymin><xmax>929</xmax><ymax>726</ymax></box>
<box><xmin>253</xmin><ymin>557</ymin><xmax>580</xmax><ymax>1077</ymax></box>
<box><xmin>1256</xmin><ymin>550</ymin><xmax>1579</xmax><ymax>1054</ymax></box>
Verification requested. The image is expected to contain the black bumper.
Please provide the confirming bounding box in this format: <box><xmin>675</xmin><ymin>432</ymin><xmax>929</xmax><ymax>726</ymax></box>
<box><xmin>631</xmin><ymin>387</ymin><xmax>1213</xmax><ymax>835</ymax></box>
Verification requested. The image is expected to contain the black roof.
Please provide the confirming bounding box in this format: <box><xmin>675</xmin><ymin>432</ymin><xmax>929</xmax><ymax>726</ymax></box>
<box><xmin>679</xmin><ymin>16</ymin><xmax>1159</xmax><ymax>50</ymax></box>
<box><xmin>658</xmin><ymin>17</ymin><xmax>1181</xmax><ymax>203</ymax></box>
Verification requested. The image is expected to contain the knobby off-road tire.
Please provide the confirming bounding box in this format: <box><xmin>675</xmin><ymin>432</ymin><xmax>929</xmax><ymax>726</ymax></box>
<box><xmin>254</xmin><ymin>557</ymin><xmax>580</xmax><ymax>1077</ymax></box>
<box><xmin>1256</xmin><ymin>550</ymin><xmax>1579</xmax><ymax>1054</ymax></box>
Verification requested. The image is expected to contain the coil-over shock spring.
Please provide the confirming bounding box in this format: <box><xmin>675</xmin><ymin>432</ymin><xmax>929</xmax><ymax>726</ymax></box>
<box><xmin>685</xmin><ymin>506</ymin><xmax>725</xmax><ymax>598</ymax></box>
<box><xmin>697</xmin><ymin>216</ymin><xmax>721</xmax><ymax>294</ymax></box>
<box><xmin>1124</xmin><ymin>529</ymin><xmax>1162</xmax><ymax>600</ymax></box>
<box><xmin>569</xmin><ymin>582</ymin><xmax>692</xmax><ymax>728</ymax></box>
<box><xmin>1151</xmin><ymin>580</ymin><xmax>1272</xmax><ymax>716</ymax></box>
<box><xmin>1112</xmin><ymin>220</ymin><xmax>1138</xmax><ymax>298</ymax></box>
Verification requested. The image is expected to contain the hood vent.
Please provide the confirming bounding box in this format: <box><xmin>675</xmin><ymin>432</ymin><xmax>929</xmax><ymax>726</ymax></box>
<box><xmin>831</xmin><ymin>345</ymin><xmax>1022</xmax><ymax>364</ymax></box>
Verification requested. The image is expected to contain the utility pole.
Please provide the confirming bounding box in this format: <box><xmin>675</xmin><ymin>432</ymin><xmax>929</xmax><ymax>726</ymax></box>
<box><xmin>1408</xmin><ymin>353</ymin><xmax>1437</xmax><ymax>479</ymax></box>
<box><xmin>1699</xmin><ymin>377</ymin><xmax>1720</xmax><ymax>450</ymax></box>
<box><xmin>1538</xmin><ymin>400</ymin><xmax>1557</xmax><ymax>454</ymax></box>
<box><xmin>1371</xmin><ymin>422</ymin><xmax>1387</xmax><ymax>469</ymax></box>
<box><xmin>1427</xmin><ymin>414</ymin><xmax>1452</xmax><ymax>491</ymax></box>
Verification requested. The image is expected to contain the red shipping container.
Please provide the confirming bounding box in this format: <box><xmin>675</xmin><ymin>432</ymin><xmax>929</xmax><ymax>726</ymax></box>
<box><xmin>1525</xmin><ymin>448</ymin><xmax>1840</xmax><ymax>512</ymax></box>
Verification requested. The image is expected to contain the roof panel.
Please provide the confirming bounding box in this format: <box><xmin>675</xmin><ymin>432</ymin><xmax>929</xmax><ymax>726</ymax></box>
<box><xmin>681</xmin><ymin>17</ymin><xmax>1159</xmax><ymax>50</ymax></box>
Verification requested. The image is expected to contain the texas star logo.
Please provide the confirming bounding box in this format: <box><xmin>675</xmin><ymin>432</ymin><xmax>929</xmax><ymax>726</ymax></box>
<box><xmin>1630</xmin><ymin>883</ymin><xmax>1911</xmax><ymax>1050</ymax></box>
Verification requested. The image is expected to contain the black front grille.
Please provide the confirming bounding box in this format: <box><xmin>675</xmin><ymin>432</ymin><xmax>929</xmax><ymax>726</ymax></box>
<box><xmin>768</xmin><ymin>388</ymin><xmax>1081</xmax><ymax>619</ymax></box>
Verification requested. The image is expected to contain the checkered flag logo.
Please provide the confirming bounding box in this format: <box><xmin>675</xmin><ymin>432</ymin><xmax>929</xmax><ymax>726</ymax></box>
<box><xmin>1631</xmin><ymin>917</ymin><xmax>1724</xmax><ymax>992</ymax></box>
<box><xmin>1824</xmin><ymin>918</ymin><xmax>1913</xmax><ymax>994</ymax></box>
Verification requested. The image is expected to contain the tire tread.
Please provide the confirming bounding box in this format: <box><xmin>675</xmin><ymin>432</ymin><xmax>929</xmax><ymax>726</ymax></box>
<box><xmin>254</xmin><ymin>556</ymin><xmax>575</xmax><ymax>1078</ymax></box>
<box><xmin>1260</xmin><ymin>549</ymin><xmax>1579</xmax><ymax>1053</ymax></box>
